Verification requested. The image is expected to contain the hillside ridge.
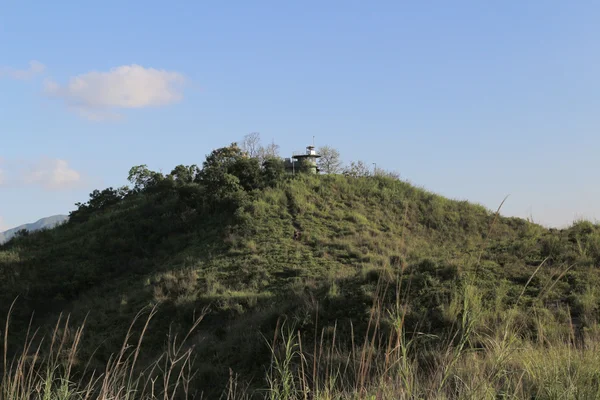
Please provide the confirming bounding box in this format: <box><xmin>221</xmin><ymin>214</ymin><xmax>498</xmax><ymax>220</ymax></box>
<box><xmin>1</xmin><ymin>143</ymin><xmax>599</xmax><ymax>396</ymax></box>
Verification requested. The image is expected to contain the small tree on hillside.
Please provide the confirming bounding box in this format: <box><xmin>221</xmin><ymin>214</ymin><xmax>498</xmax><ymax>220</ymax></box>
<box><xmin>241</xmin><ymin>132</ymin><xmax>261</xmax><ymax>158</ymax></box>
<box><xmin>229</xmin><ymin>156</ymin><xmax>262</xmax><ymax>191</ymax></box>
<box><xmin>343</xmin><ymin>161</ymin><xmax>371</xmax><ymax>178</ymax></box>
<box><xmin>169</xmin><ymin>164</ymin><xmax>200</xmax><ymax>185</ymax></box>
<box><xmin>128</xmin><ymin>165</ymin><xmax>164</xmax><ymax>192</ymax></box>
<box><xmin>318</xmin><ymin>146</ymin><xmax>342</xmax><ymax>174</ymax></box>
<box><xmin>198</xmin><ymin>143</ymin><xmax>258</xmax><ymax>207</ymax></box>
<box><xmin>241</xmin><ymin>132</ymin><xmax>280</xmax><ymax>163</ymax></box>
<box><xmin>70</xmin><ymin>186</ymin><xmax>129</xmax><ymax>223</ymax></box>
<box><xmin>262</xmin><ymin>157</ymin><xmax>286</xmax><ymax>187</ymax></box>
<box><xmin>259</xmin><ymin>140</ymin><xmax>280</xmax><ymax>163</ymax></box>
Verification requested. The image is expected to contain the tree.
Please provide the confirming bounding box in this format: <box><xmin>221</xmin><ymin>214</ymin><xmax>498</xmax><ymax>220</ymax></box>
<box><xmin>70</xmin><ymin>186</ymin><xmax>129</xmax><ymax>223</ymax></box>
<box><xmin>169</xmin><ymin>164</ymin><xmax>200</xmax><ymax>185</ymax></box>
<box><xmin>230</xmin><ymin>157</ymin><xmax>262</xmax><ymax>191</ymax></box>
<box><xmin>343</xmin><ymin>161</ymin><xmax>371</xmax><ymax>178</ymax></box>
<box><xmin>241</xmin><ymin>132</ymin><xmax>280</xmax><ymax>163</ymax></box>
<box><xmin>198</xmin><ymin>144</ymin><xmax>248</xmax><ymax>207</ymax></box>
<box><xmin>317</xmin><ymin>146</ymin><xmax>342</xmax><ymax>174</ymax></box>
<box><xmin>262</xmin><ymin>157</ymin><xmax>286</xmax><ymax>187</ymax></box>
<box><xmin>87</xmin><ymin>187</ymin><xmax>129</xmax><ymax>209</ymax></box>
<box><xmin>199</xmin><ymin>144</ymin><xmax>244</xmax><ymax>181</ymax></box>
<box><xmin>13</xmin><ymin>229</ymin><xmax>29</xmax><ymax>239</ymax></box>
<box><xmin>258</xmin><ymin>140</ymin><xmax>280</xmax><ymax>163</ymax></box>
<box><xmin>128</xmin><ymin>165</ymin><xmax>164</xmax><ymax>192</ymax></box>
<box><xmin>241</xmin><ymin>132</ymin><xmax>261</xmax><ymax>158</ymax></box>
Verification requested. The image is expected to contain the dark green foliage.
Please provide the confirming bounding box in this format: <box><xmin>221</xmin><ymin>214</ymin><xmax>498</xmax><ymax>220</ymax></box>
<box><xmin>230</xmin><ymin>156</ymin><xmax>262</xmax><ymax>191</ymax></box>
<box><xmin>169</xmin><ymin>164</ymin><xmax>200</xmax><ymax>185</ymax></box>
<box><xmin>197</xmin><ymin>143</ymin><xmax>254</xmax><ymax>208</ymax></box>
<box><xmin>128</xmin><ymin>164</ymin><xmax>164</xmax><ymax>192</ymax></box>
<box><xmin>293</xmin><ymin>158</ymin><xmax>313</xmax><ymax>174</ymax></box>
<box><xmin>13</xmin><ymin>229</ymin><xmax>29</xmax><ymax>239</ymax></box>
<box><xmin>262</xmin><ymin>157</ymin><xmax>286</xmax><ymax>187</ymax></box>
<box><xmin>70</xmin><ymin>186</ymin><xmax>129</xmax><ymax>223</ymax></box>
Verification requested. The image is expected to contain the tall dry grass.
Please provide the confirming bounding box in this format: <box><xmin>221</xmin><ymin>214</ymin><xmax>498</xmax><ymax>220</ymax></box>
<box><xmin>257</xmin><ymin>275</ymin><xmax>600</xmax><ymax>400</ymax></box>
<box><xmin>0</xmin><ymin>300</ymin><xmax>206</xmax><ymax>400</ymax></box>
<box><xmin>3</xmin><ymin>271</ymin><xmax>600</xmax><ymax>399</ymax></box>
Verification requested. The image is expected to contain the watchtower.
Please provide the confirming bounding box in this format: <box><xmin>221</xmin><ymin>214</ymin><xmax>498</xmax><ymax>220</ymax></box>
<box><xmin>291</xmin><ymin>145</ymin><xmax>321</xmax><ymax>174</ymax></box>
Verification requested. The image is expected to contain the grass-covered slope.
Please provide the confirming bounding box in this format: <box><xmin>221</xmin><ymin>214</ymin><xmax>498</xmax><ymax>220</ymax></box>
<box><xmin>2</xmin><ymin>147</ymin><xmax>600</xmax><ymax>397</ymax></box>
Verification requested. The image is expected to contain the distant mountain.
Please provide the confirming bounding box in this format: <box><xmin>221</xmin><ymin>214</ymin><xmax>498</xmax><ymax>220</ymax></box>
<box><xmin>0</xmin><ymin>215</ymin><xmax>69</xmax><ymax>244</ymax></box>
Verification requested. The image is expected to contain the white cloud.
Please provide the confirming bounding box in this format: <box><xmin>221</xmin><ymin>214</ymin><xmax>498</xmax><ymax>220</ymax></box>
<box><xmin>0</xmin><ymin>61</ymin><xmax>46</xmax><ymax>80</ymax></box>
<box><xmin>0</xmin><ymin>157</ymin><xmax>82</xmax><ymax>190</ymax></box>
<box><xmin>23</xmin><ymin>159</ymin><xmax>81</xmax><ymax>190</ymax></box>
<box><xmin>45</xmin><ymin>64</ymin><xmax>186</xmax><ymax>120</ymax></box>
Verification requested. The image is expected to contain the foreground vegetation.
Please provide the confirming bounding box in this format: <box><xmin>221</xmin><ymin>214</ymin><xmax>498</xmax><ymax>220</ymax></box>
<box><xmin>3</xmin><ymin>271</ymin><xmax>600</xmax><ymax>399</ymax></box>
<box><xmin>2</xmin><ymin>137</ymin><xmax>600</xmax><ymax>398</ymax></box>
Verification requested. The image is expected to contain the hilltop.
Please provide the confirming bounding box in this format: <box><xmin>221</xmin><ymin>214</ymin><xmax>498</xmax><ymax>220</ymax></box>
<box><xmin>1</xmin><ymin>142</ymin><xmax>600</xmax><ymax>397</ymax></box>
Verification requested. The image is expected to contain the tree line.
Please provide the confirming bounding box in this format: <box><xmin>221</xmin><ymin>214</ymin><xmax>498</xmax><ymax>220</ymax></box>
<box><xmin>241</xmin><ymin>132</ymin><xmax>399</xmax><ymax>177</ymax></box>
<box><xmin>69</xmin><ymin>133</ymin><xmax>399</xmax><ymax>223</ymax></box>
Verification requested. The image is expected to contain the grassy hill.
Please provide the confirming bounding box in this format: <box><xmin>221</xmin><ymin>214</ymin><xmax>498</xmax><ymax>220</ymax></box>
<box><xmin>1</xmin><ymin>144</ymin><xmax>600</xmax><ymax>398</ymax></box>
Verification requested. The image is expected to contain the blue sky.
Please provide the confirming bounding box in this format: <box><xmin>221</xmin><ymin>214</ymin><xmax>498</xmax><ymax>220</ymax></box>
<box><xmin>1</xmin><ymin>0</ymin><xmax>599</xmax><ymax>229</ymax></box>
